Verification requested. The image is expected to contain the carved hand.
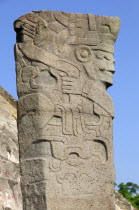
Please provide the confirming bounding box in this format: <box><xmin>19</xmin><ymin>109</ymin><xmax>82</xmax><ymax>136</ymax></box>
<box><xmin>14</xmin><ymin>14</ymin><xmax>48</xmax><ymax>44</ymax></box>
<box><xmin>62</xmin><ymin>76</ymin><xmax>83</xmax><ymax>95</ymax></box>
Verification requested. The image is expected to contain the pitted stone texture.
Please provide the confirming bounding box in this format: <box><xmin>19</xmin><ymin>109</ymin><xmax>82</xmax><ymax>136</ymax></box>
<box><xmin>14</xmin><ymin>11</ymin><xmax>120</xmax><ymax>209</ymax></box>
<box><xmin>0</xmin><ymin>87</ymin><xmax>22</xmax><ymax>210</ymax></box>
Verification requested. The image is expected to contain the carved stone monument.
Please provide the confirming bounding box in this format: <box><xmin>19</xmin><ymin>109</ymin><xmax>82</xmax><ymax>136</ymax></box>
<box><xmin>14</xmin><ymin>11</ymin><xmax>120</xmax><ymax>210</ymax></box>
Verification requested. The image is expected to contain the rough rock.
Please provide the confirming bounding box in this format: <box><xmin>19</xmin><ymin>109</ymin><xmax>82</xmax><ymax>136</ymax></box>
<box><xmin>0</xmin><ymin>86</ymin><xmax>22</xmax><ymax>210</ymax></box>
<box><xmin>115</xmin><ymin>190</ymin><xmax>137</xmax><ymax>210</ymax></box>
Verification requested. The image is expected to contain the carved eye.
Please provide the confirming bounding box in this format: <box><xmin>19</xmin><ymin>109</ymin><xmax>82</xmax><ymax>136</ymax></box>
<box><xmin>75</xmin><ymin>45</ymin><xmax>92</xmax><ymax>62</ymax></box>
<box><xmin>95</xmin><ymin>51</ymin><xmax>104</xmax><ymax>59</ymax></box>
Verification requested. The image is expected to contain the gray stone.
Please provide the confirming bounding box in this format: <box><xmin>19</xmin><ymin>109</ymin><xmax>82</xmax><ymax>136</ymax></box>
<box><xmin>14</xmin><ymin>11</ymin><xmax>120</xmax><ymax>209</ymax></box>
<box><xmin>0</xmin><ymin>87</ymin><xmax>22</xmax><ymax>210</ymax></box>
<box><xmin>0</xmin><ymin>89</ymin><xmax>135</xmax><ymax>210</ymax></box>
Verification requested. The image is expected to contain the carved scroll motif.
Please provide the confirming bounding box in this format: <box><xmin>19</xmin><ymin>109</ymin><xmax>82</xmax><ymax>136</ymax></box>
<box><xmin>14</xmin><ymin>11</ymin><xmax>120</xmax><ymax>210</ymax></box>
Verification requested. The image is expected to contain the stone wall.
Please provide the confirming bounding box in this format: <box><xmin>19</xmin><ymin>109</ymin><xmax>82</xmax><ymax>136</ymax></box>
<box><xmin>0</xmin><ymin>86</ymin><xmax>22</xmax><ymax>210</ymax></box>
<box><xmin>115</xmin><ymin>190</ymin><xmax>137</xmax><ymax>210</ymax></box>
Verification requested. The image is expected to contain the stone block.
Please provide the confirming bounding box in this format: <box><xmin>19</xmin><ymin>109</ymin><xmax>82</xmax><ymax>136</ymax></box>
<box><xmin>14</xmin><ymin>10</ymin><xmax>120</xmax><ymax>209</ymax></box>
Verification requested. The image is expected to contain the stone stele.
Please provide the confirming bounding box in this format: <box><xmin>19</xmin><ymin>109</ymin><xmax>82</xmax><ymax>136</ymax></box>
<box><xmin>14</xmin><ymin>10</ymin><xmax>120</xmax><ymax>210</ymax></box>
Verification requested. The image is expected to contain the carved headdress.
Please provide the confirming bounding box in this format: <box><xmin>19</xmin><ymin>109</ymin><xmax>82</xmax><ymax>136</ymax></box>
<box><xmin>14</xmin><ymin>11</ymin><xmax>120</xmax><ymax>54</ymax></box>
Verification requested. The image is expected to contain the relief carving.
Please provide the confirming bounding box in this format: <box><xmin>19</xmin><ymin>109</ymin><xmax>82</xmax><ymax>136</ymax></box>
<box><xmin>14</xmin><ymin>11</ymin><xmax>120</xmax><ymax>210</ymax></box>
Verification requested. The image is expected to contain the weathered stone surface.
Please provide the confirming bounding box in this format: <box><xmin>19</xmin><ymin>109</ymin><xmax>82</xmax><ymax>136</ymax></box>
<box><xmin>0</xmin><ymin>87</ymin><xmax>22</xmax><ymax>210</ymax></box>
<box><xmin>115</xmin><ymin>190</ymin><xmax>137</xmax><ymax>210</ymax></box>
<box><xmin>0</xmin><ymin>90</ymin><xmax>135</xmax><ymax>210</ymax></box>
<box><xmin>14</xmin><ymin>11</ymin><xmax>120</xmax><ymax>209</ymax></box>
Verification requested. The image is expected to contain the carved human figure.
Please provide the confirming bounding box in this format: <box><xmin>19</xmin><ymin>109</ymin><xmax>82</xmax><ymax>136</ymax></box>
<box><xmin>14</xmin><ymin>11</ymin><xmax>120</xmax><ymax>210</ymax></box>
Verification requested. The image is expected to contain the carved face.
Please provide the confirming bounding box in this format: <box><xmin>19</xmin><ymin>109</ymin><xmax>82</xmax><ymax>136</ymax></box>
<box><xmin>74</xmin><ymin>45</ymin><xmax>115</xmax><ymax>88</ymax></box>
<box><xmin>95</xmin><ymin>50</ymin><xmax>115</xmax><ymax>87</ymax></box>
<box><xmin>14</xmin><ymin>13</ymin><xmax>116</xmax><ymax>90</ymax></box>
